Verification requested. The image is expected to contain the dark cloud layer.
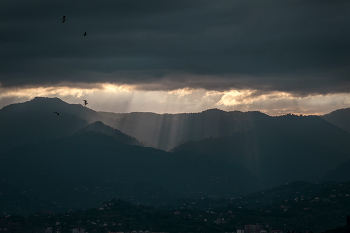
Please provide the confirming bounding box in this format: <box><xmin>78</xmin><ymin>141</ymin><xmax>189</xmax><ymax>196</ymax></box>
<box><xmin>1</xmin><ymin>0</ymin><xmax>349</xmax><ymax>95</ymax></box>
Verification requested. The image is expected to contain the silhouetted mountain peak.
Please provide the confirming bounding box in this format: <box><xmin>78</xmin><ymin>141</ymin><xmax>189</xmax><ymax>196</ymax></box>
<box><xmin>322</xmin><ymin>108</ymin><xmax>350</xmax><ymax>133</ymax></box>
<box><xmin>88</xmin><ymin>120</ymin><xmax>105</xmax><ymax>127</ymax></box>
<box><xmin>0</xmin><ymin>97</ymin><xmax>104</xmax><ymax>151</ymax></box>
<box><xmin>324</xmin><ymin>108</ymin><xmax>350</xmax><ymax>116</ymax></box>
<box><xmin>201</xmin><ymin>108</ymin><xmax>225</xmax><ymax>113</ymax></box>
<box><xmin>2</xmin><ymin>97</ymin><xmax>74</xmax><ymax>112</ymax></box>
<box><xmin>200</xmin><ymin>109</ymin><xmax>270</xmax><ymax>120</ymax></box>
<box><xmin>77</xmin><ymin>121</ymin><xmax>144</xmax><ymax>146</ymax></box>
<box><xmin>32</xmin><ymin>96</ymin><xmax>63</xmax><ymax>102</ymax></box>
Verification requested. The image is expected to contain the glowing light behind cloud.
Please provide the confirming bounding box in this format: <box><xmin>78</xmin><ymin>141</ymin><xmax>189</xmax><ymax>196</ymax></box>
<box><xmin>0</xmin><ymin>83</ymin><xmax>350</xmax><ymax>115</ymax></box>
<box><xmin>218</xmin><ymin>90</ymin><xmax>293</xmax><ymax>106</ymax></box>
<box><xmin>0</xmin><ymin>86</ymin><xmax>98</xmax><ymax>99</ymax></box>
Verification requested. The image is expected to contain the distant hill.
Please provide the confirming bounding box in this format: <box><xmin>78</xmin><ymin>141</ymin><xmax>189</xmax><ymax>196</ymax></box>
<box><xmin>323</xmin><ymin>159</ymin><xmax>350</xmax><ymax>182</ymax></box>
<box><xmin>77</xmin><ymin>121</ymin><xmax>144</xmax><ymax>146</ymax></box>
<box><xmin>100</xmin><ymin>110</ymin><xmax>350</xmax><ymax>153</ymax></box>
<box><xmin>99</xmin><ymin>109</ymin><xmax>270</xmax><ymax>151</ymax></box>
<box><xmin>322</xmin><ymin>108</ymin><xmax>350</xmax><ymax>133</ymax></box>
<box><xmin>0</xmin><ymin>131</ymin><xmax>259</xmax><ymax>213</ymax></box>
<box><xmin>171</xmin><ymin>114</ymin><xmax>350</xmax><ymax>188</ymax></box>
<box><xmin>0</xmin><ymin>97</ymin><xmax>104</xmax><ymax>151</ymax></box>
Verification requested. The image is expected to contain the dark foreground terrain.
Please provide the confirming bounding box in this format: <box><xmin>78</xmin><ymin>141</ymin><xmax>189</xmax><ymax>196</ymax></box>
<box><xmin>1</xmin><ymin>181</ymin><xmax>350</xmax><ymax>233</ymax></box>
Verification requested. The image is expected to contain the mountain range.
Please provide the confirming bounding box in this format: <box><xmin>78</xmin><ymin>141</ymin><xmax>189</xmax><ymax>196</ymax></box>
<box><xmin>1</xmin><ymin>97</ymin><xmax>350</xmax><ymax>214</ymax></box>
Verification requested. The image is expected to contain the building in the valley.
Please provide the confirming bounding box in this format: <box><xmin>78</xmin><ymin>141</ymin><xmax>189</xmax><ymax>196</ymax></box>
<box><xmin>244</xmin><ymin>224</ymin><xmax>262</xmax><ymax>233</ymax></box>
<box><xmin>270</xmin><ymin>230</ymin><xmax>283</xmax><ymax>233</ymax></box>
<box><xmin>237</xmin><ymin>229</ymin><xmax>244</xmax><ymax>233</ymax></box>
<box><xmin>71</xmin><ymin>228</ymin><xmax>85</xmax><ymax>233</ymax></box>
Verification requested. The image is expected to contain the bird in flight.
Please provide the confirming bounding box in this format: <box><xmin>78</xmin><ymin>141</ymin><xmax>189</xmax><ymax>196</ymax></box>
<box><xmin>54</xmin><ymin>112</ymin><xmax>59</xmax><ymax>116</ymax></box>
<box><xmin>83</xmin><ymin>100</ymin><xmax>88</xmax><ymax>106</ymax></box>
<box><xmin>83</xmin><ymin>32</ymin><xmax>87</xmax><ymax>36</ymax></box>
<box><xmin>61</xmin><ymin>16</ymin><xmax>66</xmax><ymax>23</ymax></box>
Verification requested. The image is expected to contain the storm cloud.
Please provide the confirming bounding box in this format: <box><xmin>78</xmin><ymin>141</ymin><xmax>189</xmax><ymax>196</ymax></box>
<box><xmin>1</xmin><ymin>0</ymin><xmax>349</xmax><ymax>95</ymax></box>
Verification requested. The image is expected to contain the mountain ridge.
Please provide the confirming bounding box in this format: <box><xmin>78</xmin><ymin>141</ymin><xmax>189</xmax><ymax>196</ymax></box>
<box><xmin>321</xmin><ymin>108</ymin><xmax>350</xmax><ymax>133</ymax></box>
<box><xmin>0</xmin><ymin>131</ymin><xmax>260</xmax><ymax>212</ymax></box>
<box><xmin>76</xmin><ymin>121</ymin><xmax>144</xmax><ymax>146</ymax></box>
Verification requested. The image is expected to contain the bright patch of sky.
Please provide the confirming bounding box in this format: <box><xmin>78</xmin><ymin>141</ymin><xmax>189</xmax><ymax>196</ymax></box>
<box><xmin>1</xmin><ymin>84</ymin><xmax>349</xmax><ymax>116</ymax></box>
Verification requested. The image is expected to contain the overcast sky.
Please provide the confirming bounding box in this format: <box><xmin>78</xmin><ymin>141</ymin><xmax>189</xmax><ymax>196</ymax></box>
<box><xmin>1</xmin><ymin>0</ymin><xmax>349</xmax><ymax>115</ymax></box>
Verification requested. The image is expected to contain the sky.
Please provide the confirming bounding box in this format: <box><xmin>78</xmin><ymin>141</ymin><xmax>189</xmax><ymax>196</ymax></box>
<box><xmin>1</xmin><ymin>0</ymin><xmax>349</xmax><ymax>115</ymax></box>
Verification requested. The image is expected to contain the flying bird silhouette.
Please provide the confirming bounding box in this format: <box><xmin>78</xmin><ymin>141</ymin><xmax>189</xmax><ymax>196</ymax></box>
<box><xmin>83</xmin><ymin>32</ymin><xmax>87</xmax><ymax>36</ymax></box>
<box><xmin>54</xmin><ymin>112</ymin><xmax>59</xmax><ymax>116</ymax></box>
<box><xmin>61</xmin><ymin>16</ymin><xmax>66</xmax><ymax>23</ymax></box>
<box><xmin>83</xmin><ymin>100</ymin><xmax>88</xmax><ymax>106</ymax></box>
